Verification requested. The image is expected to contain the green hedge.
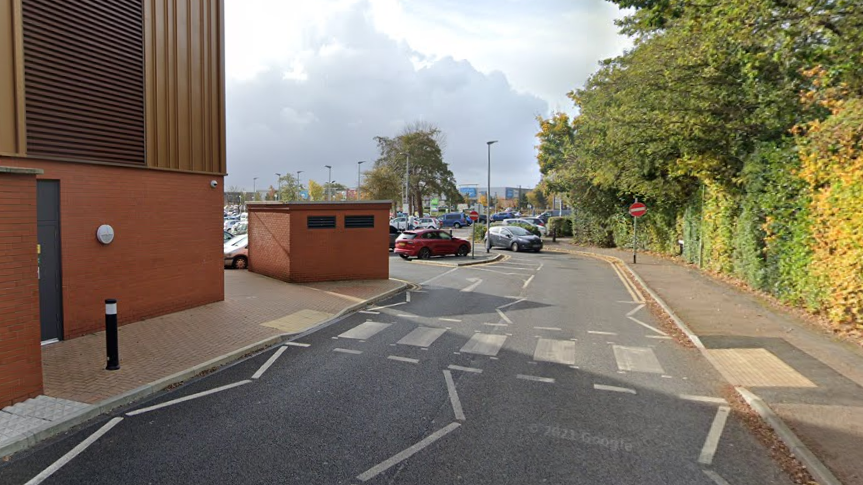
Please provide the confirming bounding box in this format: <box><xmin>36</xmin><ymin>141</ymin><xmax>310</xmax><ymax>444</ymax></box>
<box><xmin>548</xmin><ymin>217</ymin><xmax>573</xmax><ymax>237</ymax></box>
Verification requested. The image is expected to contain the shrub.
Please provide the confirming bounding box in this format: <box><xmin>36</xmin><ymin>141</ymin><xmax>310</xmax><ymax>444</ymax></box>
<box><xmin>548</xmin><ymin>216</ymin><xmax>573</xmax><ymax>237</ymax></box>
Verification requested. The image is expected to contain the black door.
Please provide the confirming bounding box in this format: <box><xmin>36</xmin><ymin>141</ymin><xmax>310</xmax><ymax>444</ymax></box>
<box><xmin>37</xmin><ymin>180</ymin><xmax>63</xmax><ymax>342</ymax></box>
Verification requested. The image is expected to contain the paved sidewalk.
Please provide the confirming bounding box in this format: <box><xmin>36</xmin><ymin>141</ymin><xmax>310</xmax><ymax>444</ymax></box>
<box><xmin>559</xmin><ymin>243</ymin><xmax>863</xmax><ymax>485</ymax></box>
<box><xmin>1</xmin><ymin>271</ymin><xmax>405</xmax><ymax>457</ymax></box>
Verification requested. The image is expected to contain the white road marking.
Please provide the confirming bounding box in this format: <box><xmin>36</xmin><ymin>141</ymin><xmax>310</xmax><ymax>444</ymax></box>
<box><xmin>627</xmin><ymin>316</ymin><xmax>668</xmax><ymax>336</ymax></box>
<box><xmin>420</xmin><ymin>267</ymin><xmax>459</xmax><ymax>286</ymax></box>
<box><xmin>388</xmin><ymin>355</ymin><xmax>420</xmax><ymax>364</ymax></box>
<box><xmin>534</xmin><ymin>326</ymin><xmax>561</xmax><ymax>331</ymax></box>
<box><xmin>533</xmin><ymin>339</ymin><xmax>577</xmax><ymax>365</ymax></box>
<box><xmin>517</xmin><ymin>374</ymin><xmax>555</xmax><ymax>384</ymax></box>
<box><xmin>460</xmin><ymin>333</ymin><xmax>508</xmax><ymax>356</ymax></box>
<box><xmin>703</xmin><ymin>469</ymin><xmax>732</xmax><ymax>485</ymax></box>
<box><xmin>661</xmin><ymin>375</ymin><xmax>673</xmax><ymax>379</ymax></box>
<box><xmin>461</xmin><ymin>277</ymin><xmax>483</xmax><ymax>293</ymax></box>
<box><xmin>483</xmin><ymin>322</ymin><xmax>508</xmax><ymax>327</ymax></box>
<box><xmin>646</xmin><ymin>335</ymin><xmax>673</xmax><ymax>340</ymax></box>
<box><xmin>448</xmin><ymin>365</ymin><xmax>482</xmax><ymax>374</ymax></box>
<box><xmin>284</xmin><ymin>342</ymin><xmax>310</xmax><ymax>347</ymax></box>
<box><xmin>406</xmin><ymin>291</ymin><xmax>411</xmax><ymax>302</ymax></box>
<box><xmin>397</xmin><ymin>327</ymin><xmax>447</xmax><ymax>347</ymax></box>
<box><xmin>699</xmin><ymin>406</ymin><xmax>731</xmax><ymax>465</ymax></box>
<box><xmin>338</xmin><ymin>321</ymin><xmax>391</xmax><ymax>340</ymax></box>
<box><xmin>367</xmin><ymin>302</ymin><xmax>406</xmax><ymax>311</ymax></box>
<box><xmin>593</xmin><ymin>384</ymin><xmax>637</xmax><ymax>394</ymax></box>
<box><xmin>438</xmin><ymin>318</ymin><xmax>462</xmax><ymax>322</ymax></box>
<box><xmin>626</xmin><ymin>304</ymin><xmax>646</xmax><ymax>317</ymax></box>
<box><xmin>496</xmin><ymin>309</ymin><xmax>513</xmax><ymax>324</ymax></box>
<box><xmin>522</xmin><ymin>275</ymin><xmax>535</xmax><ymax>289</ymax></box>
<box><xmin>127</xmin><ymin>381</ymin><xmax>251</xmax><ymax>416</ymax></box>
<box><xmin>443</xmin><ymin>370</ymin><xmax>466</xmax><ymax>421</ymax></box>
<box><xmin>333</xmin><ymin>348</ymin><xmax>363</xmax><ymax>355</ymax></box>
<box><xmin>537</xmin><ymin>263</ymin><xmax>544</xmax><ymax>271</ymax></box>
<box><xmin>613</xmin><ymin>345</ymin><xmax>665</xmax><ymax>374</ymax></box>
<box><xmin>397</xmin><ymin>314</ymin><xmax>420</xmax><ymax>318</ymax></box>
<box><xmin>356</xmin><ymin>422</ymin><xmax>461</xmax><ymax>482</ymax></box>
<box><xmin>496</xmin><ymin>298</ymin><xmax>526</xmax><ymax>309</ymax></box>
<box><xmin>468</xmin><ymin>267</ymin><xmax>533</xmax><ymax>276</ymax></box>
<box><xmin>24</xmin><ymin>417</ymin><xmax>124</xmax><ymax>485</ymax></box>
<box><xmin>252</xmin><ymin>346</ymin><xmax>287</xmax><ymax>379</ymax></box>
<box><xmin>680</xmin><ymin>395</ymin><xmax>728</xmax><ymax>405</ymax></box>
<box><xmin>359</xmin><ymin>310</ymin><xmax>380</xmax><ymax>315</ymax></box>
<box><xmin>587</xmin><ymin>331</ymin><xmax>617</xmax><ymax>336</ymax></box>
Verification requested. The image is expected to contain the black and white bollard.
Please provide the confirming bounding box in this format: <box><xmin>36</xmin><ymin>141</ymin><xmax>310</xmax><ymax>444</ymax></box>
<box><xmin>105</xmin><ymin>298</ymin><xmax>120</xmax><ymax>371</ymax></box>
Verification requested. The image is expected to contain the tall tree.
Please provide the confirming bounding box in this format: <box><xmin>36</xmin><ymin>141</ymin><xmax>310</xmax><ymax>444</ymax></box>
<box><xmin>372</xmin><ymin>122</ymin><xmax>461</xmax><ymax>217</ymax></box>
<box><xmin>307</xmin><ymin>180</ymin><xmax>324</xmax><ymax>201</ymax></box>
<box><xmin>276</xmin><ymin>173</ymin><xmax>301</xmax><ymax>201</ymax></box>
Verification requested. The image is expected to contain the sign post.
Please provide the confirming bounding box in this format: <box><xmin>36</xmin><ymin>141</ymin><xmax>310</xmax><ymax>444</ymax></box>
<box><xmin>469</xmin><ymin>210</ymin><xmax>479</xmax><ymax>259</ymax></box>
<box><xmin>629</xmin><ymin>200</ymin><xmax>647</xmax><ymax>264</ymax></box>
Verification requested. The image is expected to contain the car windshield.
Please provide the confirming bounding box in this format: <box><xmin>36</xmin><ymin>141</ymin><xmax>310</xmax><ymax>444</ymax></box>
<box><xmin>397</xmin><ymin>232</ymin><xmax>418</xmax><ymax>240</ymax></box>
<box><xmin>508</xmin><ymin>227</ymin><xmax>531</xmax><ymax>236</ymax></box>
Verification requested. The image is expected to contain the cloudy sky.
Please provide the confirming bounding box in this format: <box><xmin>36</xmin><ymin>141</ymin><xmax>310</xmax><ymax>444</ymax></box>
<box><xmin>224</xmin><ymin>0</ymin><xmax>630</xmax><ymax>193</ymax></box>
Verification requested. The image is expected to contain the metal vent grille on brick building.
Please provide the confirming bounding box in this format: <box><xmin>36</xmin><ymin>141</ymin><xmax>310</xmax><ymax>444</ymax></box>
<box><xmin>307</xmin><ymin>216</ymin><xmax>337</xmax><ymax>229</ymax></box>
<box><xmin>345</xmin><ymin>215</ymin><xmax>375</xmax><ymax>228</ymax></box>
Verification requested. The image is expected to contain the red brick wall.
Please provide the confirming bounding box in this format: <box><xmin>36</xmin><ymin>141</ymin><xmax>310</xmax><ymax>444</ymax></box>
<box><xmin>0</xmin><ymin>172</ymin><xmax>43</xmax><ymax>406</ymax></box>
<box><xmin>248</xmin><ymin>202</ymin><xmax>390</xmax><ymax>283</ymax></box>
<box><xmin>247</xmin><ymin>210</ymin><xmax>291</xmax><ymax>281</ymax></box>
<box><xmin>0</xmin><ymin>158</ymin><xmax>224</xmax><ymax>339</ymax></box>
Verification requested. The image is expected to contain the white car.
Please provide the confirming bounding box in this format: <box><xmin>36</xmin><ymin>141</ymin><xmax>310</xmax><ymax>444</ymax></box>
<box><xmin>390</xmin><ymin>217</ymin><xmax>409</xmax><ymax>231</ymax></box>
<box><xmin>502</xmin><ymin>218</ymin><xmax>547</xmax><ymax>236</ymax></box>
<box><xmin>414</xmin><ymin>217</ymin><xmax>440</xmax><ymax>229</ymax></box>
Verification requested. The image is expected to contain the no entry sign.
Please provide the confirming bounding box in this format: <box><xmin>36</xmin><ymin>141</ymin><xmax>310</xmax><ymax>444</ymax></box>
<box><xmin>629</xmin><ymin>202</ymin><xmax>647</xmax><ymax>218</ymax></box>
<box><xmin>469</xmin><ymin>210</ymin><xmax>479</xmax><ymax>221</ymax></box>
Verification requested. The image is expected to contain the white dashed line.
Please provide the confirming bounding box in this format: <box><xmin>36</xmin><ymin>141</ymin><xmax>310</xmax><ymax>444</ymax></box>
<box><xmin>587</xmin><ymin>331</ymin><xmax>617</xmax><ymax>336</ymax></box>
<box><xmin>702</xmin><ymin>469</ymin><xmax>732</xmax><ymax>485</ymax></box>
<box><xmin>439</xmin><ymin>318</ymin><xmax>462</xmax><ymax>322</ymax></box>
<box><xmin>534</xmin><ymin>326</ymin><xmax>561</xmax><ymax>331</ymax></box>
<box><xmin>523</xmin><ymin>275</ymin><xmax>535</xmax><ymax>289</ymax></box>
<box><xmin>127</xmin><ymin>381</ymin><xmax>251</xmax><ymax>416</ymax></box>
<box><xmin>593</xmin><ymin>384</ymin><xmax>637</xmax><ymax>395</ymax></box>
<box><xmin>333</xmin><ymin>348</ymin><xmax>363</xmax><ymax>355</ymax></box>
<box><xmin>252</xmin><ymin>346</ymin><xmax>287</xmax><ymax>379</ymax></box>
<box><xmin>448</xmin><ymin>365</ymin><xmax>482</xmax><ymax>374</ymax></box>
<box><xmin>517</xmin><ymin>374</ymin><xmax>555</xmax><ymax>384</ymax></box>
<box><xmin>388</xmin><ymin>355</ymin><xmax>420</xmax><ymax>364</ymax></box>
<box><xmin>359</xmin><ymin>310</ymin><xmax>380</xmax><ymax>315</ymax></box>
<box><xmin>443</xmin><ymin>370</ymin><xmax>466</xmax><ymax>421</ymax></box>
<box><xmin>284</xmin><ymin>342</ymin><xmax>310</xmax><ymax>347</ymax></box>
<box><xmin>646</xmin><ymin>335</ymin><xmax>673</xmax><ymax>340</ymax></box>
<box><xmin>496</xmin><ymin>309</ymin><xmax>513</xmax><ymax>324</ymax></box>
<box><xmin>680</xmin><ymin>395</ymin><xmax>728</xmax><ymax>405</ymax></box>
<box><xmin>483</xmin><ymin>322</ymin><xmax>508</xmax><ymax>327</ymax></box>
<box><xmin>357</xmin><ymin>422</ymin><xmax>461</xmax><ymax>482</ymax></box>
<box><xmin>626</xmin><ymin>304</ymin><xmax>646</xmax><ymax>317</ymax></box>
<box><xmin>698</xmin><ymin>406</ymin><xmax>731</xmax><ymax>465</ymax></box>
<box><xmin>24</xmin><ymin>417</ymin><xmax>124</xmax><ymax>485</ymax></box>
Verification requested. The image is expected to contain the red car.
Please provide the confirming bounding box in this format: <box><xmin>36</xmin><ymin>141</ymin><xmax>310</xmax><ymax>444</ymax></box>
<box><xmin>395</xmin><ymin>229</ymin><xmax>471</xmax><ymax>260</ymax></box>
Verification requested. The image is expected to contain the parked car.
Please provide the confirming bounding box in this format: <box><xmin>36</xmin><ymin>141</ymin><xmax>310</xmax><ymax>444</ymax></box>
<box><xmin>394</xmin><ymin>229</ymin><xmax>471</xmax><ymax>260</ymax></box>
<box><xmin>229</xmin><ymin>221</ymin><xmax>248</xmax><ymax>235</ymax></box>
<box><xmin>503</xmin><ymin>217</ymin><xmax>547</xmax><ymax>236</ymax></box>
<box><xmin>440</xmin><ymin>212</ymin><xmax>472</xmax><ymax>228</ymax></box>
<box><xmin>390</xmin><ymin>217</ymin><xmax>409</xmax><ymax>231</ymax></box>
<box><xmin>490</xmin><ymin>212</ymin><xmax>516</xmax><ymax>222</ymax></box>
<box><xmin>224</xmin><ymin>230</ymin><xmax>234</xmax><ymax>242</ymax></box>
<box><xmin>224</xmin><ymin>235</ymin><xmax>249</xmax><ymax>269</ymax></box>
<box><xmin>414</xmin><ymin>217</ymin><xmax>440</xmax><ymax>229</ymax></box>
<box><xmin>538</xmin><ymin>210</ymin><xmax>572</xmax><ymax>223</ymax></box>
<box><xmin>486</xmin><ymin>225</ymin><xmax>543</xmax><ymax>252</ymax></box>
<box><xmin>389</xmin><ymin>225</ymin><xmax>401</xmax><ymax>250</ymax></box>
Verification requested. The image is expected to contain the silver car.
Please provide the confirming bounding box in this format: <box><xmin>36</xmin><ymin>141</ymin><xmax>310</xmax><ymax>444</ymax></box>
<box><xmin>224</xmin><ymin>235</ymin><xmax>249</xmax><ymax>269</ymax></box>
<box><xmin>502</xmin><ymin>218</ymin><xmax>547</xmax><ymax>236</ymax></box>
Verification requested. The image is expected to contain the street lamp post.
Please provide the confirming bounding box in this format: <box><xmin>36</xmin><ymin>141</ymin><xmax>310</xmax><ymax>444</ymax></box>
<box><xmin>324</xmin><ymin>165</ymin><xmax>332</xmax><ymax>201</ymax></box>
<box><xmin>296</xmin><ymin>170</ymin><xmax>303</xmax><ymax>200</ymax></box>
<box><xmin>253</xmin><ymin>177</ymin><xmax>258</xmax><ymax>202</ymax></box>
<box><xmin>275</xmin><ymin>173</ymin><xmax>281</xmax><ymax>201</ymax></box>
<box><xmin>486</xmin><ymin>140</ymin><xmax>497</xmax><ymax>252</ymax></box>
<box><xmin>357</xmin><ymin>161</ymin><xmax>365</xmax><ymax>200</ymax></box>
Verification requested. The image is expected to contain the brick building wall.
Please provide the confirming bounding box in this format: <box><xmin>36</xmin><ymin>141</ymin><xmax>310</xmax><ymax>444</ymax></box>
<box><xmin>0</xmin><ymin>170</ymin><xmax>43</xmax><ymax>406</ymax></box>
<box><xmin>248</xmin><ymin>202</ymin><xmax>390</xmax><ymax>283</ymax></box>
<box><xmin>0</xmin><ymin>159</ymin><xmax>225</xmax><ymax>339</ymax></box>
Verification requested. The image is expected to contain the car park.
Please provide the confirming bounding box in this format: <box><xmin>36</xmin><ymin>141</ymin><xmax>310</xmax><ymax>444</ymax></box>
<box><xmin>503</xmin><ymin>217</ymin><xmax>547</xmax><ymax>236</ymax></box>
<box><xmin>440</xmin><ymin>212</ymin><xmax>472</xmax><ymax>228</ymax></box>
<box><xmin>490</xmin><ymin>212</ymin><xmax>516</xmax><ymax>222</ymax></box>
<box><xmin>224</xmin><ymin>234</ymin><xmax>249</xmax><ymax>269</ymax></box>
<box><xmin>394</xmin><ymin>229</ymin><xmax>471</xmax><ymax>260</ymax></box>
<box><xmin>486</xmin><ymin>225</ymin><xmax>543</xmax><ymax>252</ymax></box>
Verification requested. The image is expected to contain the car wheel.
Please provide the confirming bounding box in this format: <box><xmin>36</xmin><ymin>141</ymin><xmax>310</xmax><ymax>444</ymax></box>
<box><xmin>457</xmin><ymin>245</ymin><xmax>469</xmax><ymax>257</ymax></box>
<box><xmin>419</xmin><ymin>247</ymin><xmax>431</xmax><ymax>260</ymax></box>
<box><xmin>511</xmin><ymin>242</ymin><xmax>519</xmax><ymax>252</ymax></box>
<box><xmin>453</xmin><ymin>223</ymin><xmax>461</xmax><ymax>228</ymax></box>
<box><xmin>399</xmin><ymin>254</ymin><xmax>410</xmax><ymax>260</ymax></box>
<box><xmin>233</xmin><ymin>256</ymin><xmax>248</xmax><ymax>269</ymax></box>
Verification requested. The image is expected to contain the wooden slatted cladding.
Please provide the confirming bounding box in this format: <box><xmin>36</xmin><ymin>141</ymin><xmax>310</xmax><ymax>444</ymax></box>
<box><xmin>144</xmin><ymin>0</ymin><xmax>226</xmax><ymax>174</ymax></box>
<box><xmin>21</xmin><ymin>0</ymin><xmax>146</xmax><ymax>165</ymax></box>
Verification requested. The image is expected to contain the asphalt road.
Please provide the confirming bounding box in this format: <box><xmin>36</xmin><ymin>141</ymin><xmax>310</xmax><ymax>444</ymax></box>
<box><xmin>0</xmin><ymin>247</ymin><xmax>793</xmax><ymax>484</ymax></box>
